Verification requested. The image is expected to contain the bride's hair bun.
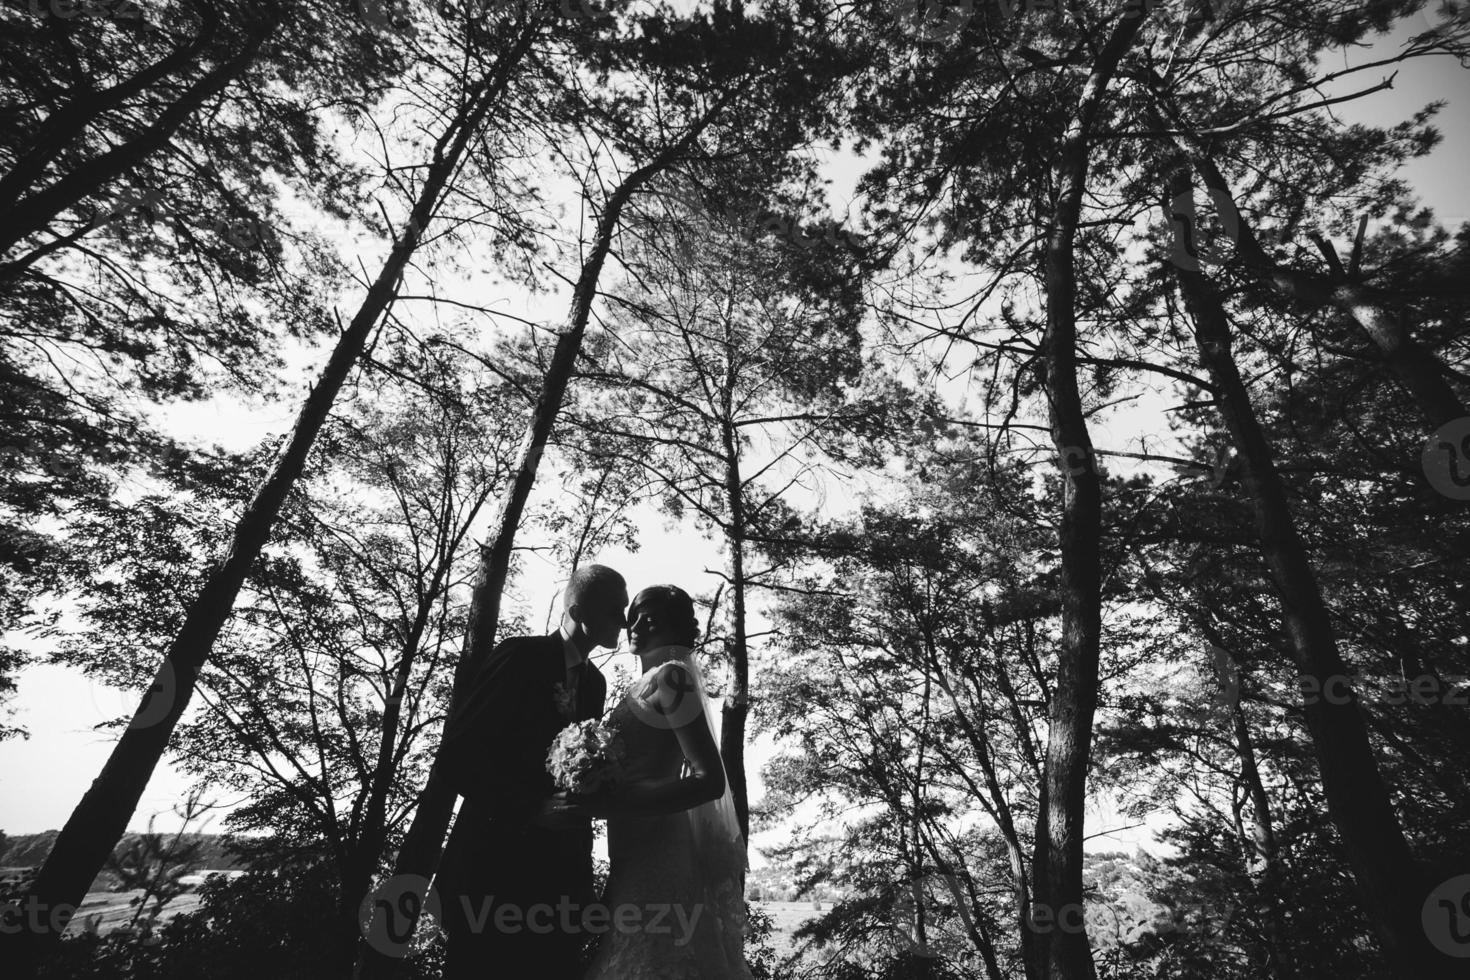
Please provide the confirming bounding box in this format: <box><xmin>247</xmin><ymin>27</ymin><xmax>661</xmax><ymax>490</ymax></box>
<box><xmin>628</xmin><ymin>585</ymin><xmax>699</xmax><ymax>648</ymax></box>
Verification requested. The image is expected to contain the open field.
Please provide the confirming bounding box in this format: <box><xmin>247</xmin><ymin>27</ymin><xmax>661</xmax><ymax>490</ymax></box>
<box><xmin>753</xmin><ymin>899</ymin><xmax>827</xmax><ymax>958</ymax></box>
<box><xmin>56</xmin><ymin>891</ymin><xmax>827</xmax><ymax>947</ymax></box>
<box><xmin>62</xmin><ymin>889</ymin><xmax>203</xmax><ymax>938</ymax></box>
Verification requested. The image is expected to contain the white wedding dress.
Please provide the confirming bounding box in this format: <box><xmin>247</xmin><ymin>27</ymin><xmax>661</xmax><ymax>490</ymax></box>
<box><xmin>584</xmin><ymin>649</ymin><xmax>752</xmax><ymax>980</ymax></box>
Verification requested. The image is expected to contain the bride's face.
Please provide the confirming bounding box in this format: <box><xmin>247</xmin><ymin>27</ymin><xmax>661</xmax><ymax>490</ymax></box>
<box><xmin>627</xmin><ymin>607</ymin><xmax>680</xmax><ymax>653</ymax></box>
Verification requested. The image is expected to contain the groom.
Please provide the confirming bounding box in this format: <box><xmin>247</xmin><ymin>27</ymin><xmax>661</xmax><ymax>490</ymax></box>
<box><xmin>436</xmin><ymin>564</ymin><xmax>626</xmax><ymax>979</ymax></box>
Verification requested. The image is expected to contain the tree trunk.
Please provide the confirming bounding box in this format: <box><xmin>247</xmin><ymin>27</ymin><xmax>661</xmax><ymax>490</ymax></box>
<box><xmin>1148</xmin><ymin>91</ymin><xmax>1468</xmax><ymax>431</ymax></box>
<box><xmin>0</xmin><ymin>58</ymin><xmax>510</xmax><ymax>980</ymax></box>
<box><xmin>973</xmin><ymin>719</ymin><xmax>1041</xmax><ymax>980</ymax></box>
<box><xmin>1199</xmin><ymin>626</ymin><xmax>1291</xmax><ymax>980</ymax></box>
<box><xmin>719</xmin><ymin>413</ymin><xmax>752</xmax><ymax>847</ymax></box>
<box><xmin>930</xmin><ymin>645</ymin><xmax>1041</xmax><ymax>980</ymax></box>
<box><xmin>338</xmin><ymin>488</ymin><xmax>488</xmax><ymax>976</ymax></box>
<box><xmin>0</xmin><ymin>8</ymin><xmax>281</xmax><ymax>266</ymax></box>
<box><xmin>1166</xmin><ymin>169</ymin><xmax>1454</xmax><ymax>979</ymax></box>
<box><xmin>353</xmin><ymin>109</ymin><xmax>731</xmax><ymax>980</ymax></box>
<box><xmin>1230</xmin><ymin>686</ymin><xmax>1292</xmax><ymax>980</ymax></box>
<box><xmin>1031</xmin><ymin>13</ymin><xmax>1146</xmax><ymax>980</ymax></box>
<box><xmin>995</xmin><ymin>633</ymin><xmax>1044</xmax><ymax>782</ymax></box>
<box><xmin>0</xmin><ymin>4</ymin><xmax>223</xmax><ymax>217</ymax></box>
<box><xmin>937</xmin><ymin>852</ymin><xmax>1007</xmax><ymax>980</ymax></box>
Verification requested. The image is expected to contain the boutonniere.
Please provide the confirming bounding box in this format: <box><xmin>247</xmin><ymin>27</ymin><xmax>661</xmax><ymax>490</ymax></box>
<box><xmin>553</xmin><ymin>680</ymin><xmax>576</xmax><ymax>721</ymax></box>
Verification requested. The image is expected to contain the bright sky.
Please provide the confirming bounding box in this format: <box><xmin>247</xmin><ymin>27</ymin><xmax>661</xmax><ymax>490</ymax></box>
<box><xmin>2</xmin><ymin>10</ymin><xmax>1466</xmax><ymax>883</ymax></box>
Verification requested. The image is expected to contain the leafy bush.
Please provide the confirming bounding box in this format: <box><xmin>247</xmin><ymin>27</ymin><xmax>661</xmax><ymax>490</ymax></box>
<box><xmin>35</xmin><ymin>861</ymin><xmax>443</xmax><ymax>980</ymax></box>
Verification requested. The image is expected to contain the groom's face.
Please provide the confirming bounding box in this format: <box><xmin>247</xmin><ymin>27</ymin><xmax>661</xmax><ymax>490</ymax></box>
<box><xmin>578</xmin><ymin>586</ymin><xmax>629</xmax><ymax>650</ymax></box>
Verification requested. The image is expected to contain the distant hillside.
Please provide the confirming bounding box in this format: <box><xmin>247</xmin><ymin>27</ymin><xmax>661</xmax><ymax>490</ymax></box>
<box><xmin>0</xmin><ymin>831</ymin><xmax>245</xmax><ymax>890</ymax></box>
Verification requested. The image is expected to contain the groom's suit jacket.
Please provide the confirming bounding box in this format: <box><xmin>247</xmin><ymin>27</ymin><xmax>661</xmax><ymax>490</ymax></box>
<box><xmin>437</xmin><ymin>632</ymin><xmax>607</xmax><ymax>904</ymax></box>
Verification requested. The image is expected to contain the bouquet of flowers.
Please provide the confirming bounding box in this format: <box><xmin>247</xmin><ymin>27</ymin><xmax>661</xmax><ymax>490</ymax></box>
<box><xmin>546</xmin><ymin>718</ymin><xmax>626</xmax><ymax>794</ymax></box>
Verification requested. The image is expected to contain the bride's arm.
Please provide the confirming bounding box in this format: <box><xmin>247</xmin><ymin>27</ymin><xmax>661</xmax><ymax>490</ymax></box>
<box><xmin>582</xmin><ymin>664</ymin><xmax>726</xmax><ymax>817</ymax></box>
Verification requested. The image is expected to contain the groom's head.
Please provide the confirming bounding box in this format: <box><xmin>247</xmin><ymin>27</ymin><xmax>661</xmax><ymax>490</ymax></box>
<box><xmin>562</xmin><ymin>564</ymin><xmax>628</xmax><ymax>650</ymax></box>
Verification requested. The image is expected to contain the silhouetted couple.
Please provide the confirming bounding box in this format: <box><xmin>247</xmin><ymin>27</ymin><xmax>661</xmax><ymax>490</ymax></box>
<box><xmin>436</xmin><ymin>565</ymin><xmax>750</xmax><ymax>979</ymax></box>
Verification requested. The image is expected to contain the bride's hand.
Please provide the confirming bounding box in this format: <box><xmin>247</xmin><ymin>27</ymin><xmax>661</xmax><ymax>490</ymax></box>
<box><xmin>567</xmin><ymin>788</ymin><xmax>615</xmax><ymax>819</ymax></box>
<box><xmin>534</xmin><ymin>790</ymin><xmax>591</xmax><ymax>828</ymax></box>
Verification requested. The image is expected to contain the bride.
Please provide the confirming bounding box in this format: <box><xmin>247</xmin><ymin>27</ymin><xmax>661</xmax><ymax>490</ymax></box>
<box><xmin>573</xmin><ymin>584</ymin><xmax>752</xmax><ymax>980</ymax></box>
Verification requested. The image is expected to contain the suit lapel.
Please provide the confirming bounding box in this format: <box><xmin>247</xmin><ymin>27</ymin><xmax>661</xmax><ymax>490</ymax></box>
<box><xmin>538</xmin><ymin>633</ymin><xmax>568</xmax><ymax>728</ymax></box>
<box><xmin>543</xmin><ymin>632</ymin><xmax>606</xmax><ymax>722</ymax></box>
<box><xmin>541</xmin><ymin>630</ymin><xmax>607</xmax><ymax>722</ymax></box>
<box><xmin>577</xmin><ymin>661</ymin><xmax>606</xmax><ymax>721</ymax></box>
